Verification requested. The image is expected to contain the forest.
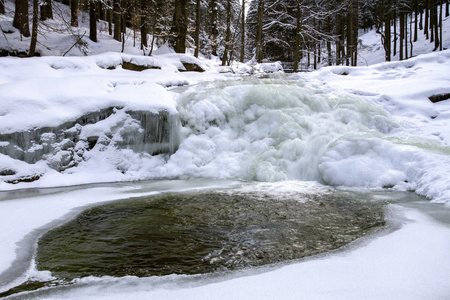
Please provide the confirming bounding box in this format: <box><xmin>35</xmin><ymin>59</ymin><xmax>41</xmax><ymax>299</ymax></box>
<box><xmin>2</xmin><ymin>0</ymin><xmax>450</xmax><ymax>69</ymax></box>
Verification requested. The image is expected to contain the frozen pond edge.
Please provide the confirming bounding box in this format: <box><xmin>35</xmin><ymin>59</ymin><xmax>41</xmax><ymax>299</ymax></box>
<box><xmin>1</xmin><ymin>181</ymin><xmax>450</xmax><ymax>299</ymax></box>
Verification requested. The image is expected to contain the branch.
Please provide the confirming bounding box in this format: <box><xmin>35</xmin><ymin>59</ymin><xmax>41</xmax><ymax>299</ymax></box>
<box><xmin>62</xmin><ymin>31</ymin><xmax>87</xmax><ymax>56</ymax></box>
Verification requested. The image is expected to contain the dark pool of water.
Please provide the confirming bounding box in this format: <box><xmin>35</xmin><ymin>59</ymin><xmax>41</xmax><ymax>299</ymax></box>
<box><xmin>35</xmin><ymin>190</ymin><xmax>385</xmax><ymax>280</ymax></box>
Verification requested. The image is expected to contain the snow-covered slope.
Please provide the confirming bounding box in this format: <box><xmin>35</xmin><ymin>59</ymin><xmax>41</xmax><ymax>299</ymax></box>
<box><xmin>357</xmin><ymin>14</ymin><xmax>450</xmax><ymax>66</ymax></box>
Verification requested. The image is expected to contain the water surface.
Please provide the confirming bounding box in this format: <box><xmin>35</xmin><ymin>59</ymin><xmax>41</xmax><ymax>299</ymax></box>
<box><xmin>36</xmin><ymin>188</ymin><xmax>386</xmax><ymax>279</ymax></box>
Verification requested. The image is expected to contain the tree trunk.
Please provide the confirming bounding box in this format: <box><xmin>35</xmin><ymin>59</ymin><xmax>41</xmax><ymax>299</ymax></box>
<box><xmin>399</xmin><ymin>12</ymin><xmax>404</xmax><ymax>60</ymax></box>
<box><xmin>108</xmin><ymin>5</ymin><xmax>112</xmax><ymax>36</ymax></box>
<box><xmin>13</xmin><ymin>0</ymin><xmax>31</xmax><ymax>37</ymax></box>
<box><xmin>353</xmin><ymin>0</ymin><xmax>358</xmax><ymax>66</ymax></box>
<box><xmin>393</xmin><ymin>10</ymin><xmax>397</xmax><ymax>56</ymax></box>
<box><xmin>425</xmin><ymin>0</ymin><xmax>429</xmax><ymax>39</ymax></box>
<box><xmin>89</xmin><ymin>0</ymin><xmax>97</xmax><ymax>42</ymax></box>
<box><xmin>313</xmin><ymin>43</ymin><xmax>317</xmax><ymax>70</ymax></box>
<box><xmin>327</xmin><ymin>14</ymin><xmax>332</xmax><ymax>66</ymax></box>
<box><xmin>440</xmin><ymin>0</ymin><xmax>443</xmax><ymax>51</ymax></box>
<box><xmin>209</xmin><ymin>0</ymin><xmax>218</xmax><ymax>56</ymax></box>
<box><xmin>430</xmin><ymin>0</ymin><xmax>435</xmax><ymax>42</ymax></box>
<box><xmin>345</xmin><ymin>7</ymin><xmax>353</xmax><ymax>66</ymax></box>
<box><xmin>98</xmin><ymin>1</ymin><xmax>104</xmax><ymax>21</ymax></box>
<box><xmin>0</xmin><ymin>0</ymin><xmax>5</xmax><ymax>14</ymax></box>
<box><xmin>240</xmin><ymin>0</ymin><xmax>245</xmax><ymax>62</ymax></box>
<box><xmin>317</xmin><ymin>42</ymin><xmax>321</xmax><ymax>64</ymax></box>
<box><xmin>346</xmin><ymin>5</ymin><xmax>351</xmax><ymax>66</ymax></box>
<box><xmin>29</xmin><ymin>0</ymin><xmax>39</xmax><ymax>56</ymax></box>
<box><xmin>307</xmin><ymin>48</ymin><xmax>310</xmax><ymax>67</ymax></box>
<box><xmin>410</xmin><ymin>13</ymin><xmax>413</xmax><ymax>57</ymax></box>
<box><xmin>404</xmin><ymin>12</ymin><xmax>408</xmax><ymax>60</ymax></box>
<box><xmin>414</xmin><ymin>0</ymin><xmax>418</xmax><ymax>42</ymax></box>
<box><xmin>171</xmin><ymin>0</ymin><xmax>187</xmax><ymax>53</ymax></box>
<box><xmin>293</xmin><ymin>2</ymin><xmax>301</xmax><ymax>72</ymax></box>
<box><xmin>336</xmin><ymin>15</ymin><xmax>346</xmax><ymax>65</ymax></box>
<box><xmin>113</xmin><ymin>0</ymin><xmax>121</xmax><ymax>41</ymax></box>
<box><xmin>255</xmin><ymin>0</ymin><xmax>264</xmax><ymax>62</ymax></box>
<box><xmin>221</xmin><ymin>0</ymin><xmax>232</xmax><ymax>65</ymax></box>
<box><xmin>419</xmin><ymin>3</ymin><xmax>423</xmax><ymax>30</ymax></box>
<box><xmin>194</xmin><ymin>0</ymin><xmax>200</xmax><ymax>57</ymax></box>
<box><xmin>384</xmin><ymin>9</ymin><xmax>391</xmax><ymax>61</ymax></box>
<box><xmin>140</xmin><ymin>0</ymin><xmax>148</xmax><ymax>50</ymax></box>
<box><xmin>432</xmin><ymin>0</ymin><xmax>439</xmax><ymax>50</ymax></box>
<box><xmin>40</xmin><ymin>0</ymin><xmax>53</xmax><ymax>21</ymax></box>
<box><xmin>71</xmin><ymin>0</ymin><xmax>78</xmax><ymax>27</ymax></box>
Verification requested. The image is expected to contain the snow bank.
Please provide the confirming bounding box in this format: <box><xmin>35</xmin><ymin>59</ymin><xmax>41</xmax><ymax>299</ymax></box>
<box><xmin>0</xmin><ymin>52</ymin><xmax>224</xmax><ymax>134</ymax></box>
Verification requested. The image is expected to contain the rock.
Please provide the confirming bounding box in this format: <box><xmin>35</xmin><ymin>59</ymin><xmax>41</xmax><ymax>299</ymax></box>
<box><xmin>429</xmin><ymin>93</ymin><xmax>450</xmax><ymax>103</ymax></box>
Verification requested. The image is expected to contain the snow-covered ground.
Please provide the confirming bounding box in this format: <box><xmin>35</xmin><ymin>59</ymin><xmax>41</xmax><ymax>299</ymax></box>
<box><xmin>1</xmin><ymin>5</ymin><xmax>450</xmax><ymax>299</ymax></box>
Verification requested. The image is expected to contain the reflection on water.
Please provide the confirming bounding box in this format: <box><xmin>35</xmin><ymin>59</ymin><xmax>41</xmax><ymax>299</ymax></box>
<box><xmin>36</xmin><ymin>189</ymin><xmax>385</xmax><ymax>280</ymax></box>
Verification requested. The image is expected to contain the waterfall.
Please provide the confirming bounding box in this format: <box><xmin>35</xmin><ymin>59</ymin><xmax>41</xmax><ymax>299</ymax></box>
<box><xmin>1</xmin><ymin>77</ymin><xmax>448</xmax><ymax>204</ymax></box>
<box><xmin>0</xmin><ymin>107</ymin><xmax>180</xmax><ymax>172</ymax></box>
<box><xmin>163</xmin><ymin>78</ymin><xmax>400</xmax><ymax>182</ymax></box>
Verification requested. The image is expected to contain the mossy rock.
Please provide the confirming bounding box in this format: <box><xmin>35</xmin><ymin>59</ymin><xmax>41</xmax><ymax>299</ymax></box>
<box><xmin>429</xmin><ymin>93</ymin><xmax>450</xmax><ymax>103</ymax></box>
<box><xmin>122</xmin><ymin>61</ymin><xmax>161</xmax><ymax>71</ymax></box>
<box><xmin>180</xmin><ymin>62</ymin><xmax>205</xmax><ymax>72</ymax></box>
